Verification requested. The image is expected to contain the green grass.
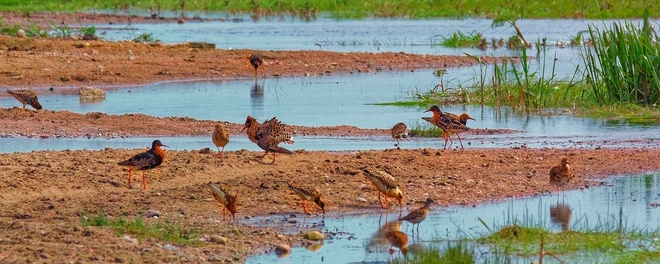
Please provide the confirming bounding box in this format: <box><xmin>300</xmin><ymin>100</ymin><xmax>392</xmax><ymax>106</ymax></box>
<box><xmin>440</xmin><ymin>31</ymin><xmax>484</xmax><ymax>48</ymax></box>
<box><xmin>409</xmin><ymin>119</ymin><xmax>442</xmax><ymax>138</ymax></box>
<box><xmin>80</xmin><ymin>210</ymin><xmax>201</xmax><ymax>246</ymax></box>
<box><xmin>0</xmin><ymin>0</ymin><xmax>658</xmax><ymax>19</ymax></box>
<box><xmin>582</xmin><ymin>12</ymin><xmax>660</xmax><ymax>106</ymax></box>
<box><xmin>392</xmin><ymin>243</ymin><xmax>477</xmax><ymax>264</ymax></box>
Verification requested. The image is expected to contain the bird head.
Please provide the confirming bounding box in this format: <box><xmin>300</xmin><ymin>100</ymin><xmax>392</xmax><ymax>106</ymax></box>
<box><xmin>151</xmin><ymin>140</ymin><xmax>168</xmax><ymax>149</ymax></box>
<box><xmin>423</xmin><ymin>105</ymin><xmax>441</xmax><ymax>114</ymax></box>
<box><xmin>241</xmin><ymin>115</ymin><xmax>257</xmax><ymax>132</ymax></box>
<box><xmin>560</xmin><ymin>157</ymin><xmax>569</xmax><ymax>166</ymax></box>
<box><xmin>459</xmin><ymin>113</ymin><xmax>476</xmax><ymax>121</ymax></box>
<box><xmin>424</xmin><ymin>197</ymin><xmax>436</xmax><ymax>207</ymax></box>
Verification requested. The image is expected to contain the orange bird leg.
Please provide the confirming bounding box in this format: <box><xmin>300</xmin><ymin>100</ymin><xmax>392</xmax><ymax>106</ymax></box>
<box><xmin>377</xmin><ymin>192</ymin><xmax>384</xmax><ymax>208</ymax></box>
<box><xmin>126</xmin><ymin>169</ymin><xmax>133</xmax><ymax>188</ymax></box>
<box><xmin>270</xmin><ymin>153</ymin><xmax>277</xmax><ymax>164</ymax></box>
<box><xmin>384</xmin><ymin>195</ymin><xmax>391</xmax><ymax>210</ymax></box>
<box><xmin>141</xmin><ymin>171</ymin><xmax>148</xmax><ymax>190</ymax></box>
<box><xmin>456</xmin><ymin>133</ymin><xmax>464</xmax><ymax>149</ymax></box>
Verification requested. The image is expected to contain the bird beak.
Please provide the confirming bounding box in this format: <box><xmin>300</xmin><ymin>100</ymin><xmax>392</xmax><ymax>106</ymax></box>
<box><xmin>469</xmin><ymin>117</ymin><xmax>476</xmax><ymax>121</ymax></box>
<box><xmin>161</xmin><ymin>144</ymin><xmax>169</xmax><ymax>148</ymax></box>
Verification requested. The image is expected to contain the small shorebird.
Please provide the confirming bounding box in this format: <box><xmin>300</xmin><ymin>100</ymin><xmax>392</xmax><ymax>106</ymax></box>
<box><xmin>385</xmin><ymin>230</ymin><xmax>409</xmax><ymax>256</ymax></box>
<box><xmin>117</xmin><ymin>140</ymin><xmax>167</xmax><ymax>190</ymax></box>
<box><xmin>207</xmin><ymin>182</ymin><xmax>238</xmax><ymax>221</ymax></box>
<box><xmin>399</xmin><ymin>197</ymin><xmax>435</xmax><ymax>233</ymax></box>
<box><xmin>442</xmin><ymin>112</ymin><xmax>475</xmax><ymax>145</ymax></box>
<box><xmin>391</xmin><ymin>122</ymin><xmax>409</xmax><ymax>150</ymax></box>
<box><xmin>242</xmin><ymin>116</ymin><xmax>294</xmax><ymax>164</ymax></box>
<box><xmin>549</xmin><ymin>157</ymin><xmax>573</xmax><ymax>192</ymax></box>
<box><xmin>363</xmin><ymin>169</ymin><xmax>403</xmax><ymax>210</ymax></box>
<box><xmin>287</xmin><ymin>182</ymin><xmax>326</xmax><ymax>214</ymax></box>
<box><xmin>6</xmin><ymin>89</ymin><xmax>42</xmax><ymax>110</ymax></box>
<box><xmin>212</xmin><ymin>122</ymin><xmax>230</xmax><ymax>156</ymax></box>
<box><xmin>249</xmin><ymin>53</ymin><xmax>264</xmax><ymax>81</ymax></box>
<box><xmin>423</xmin><ymin>105</ymin><xmax>472</xmax><ymax>149</ymax></box>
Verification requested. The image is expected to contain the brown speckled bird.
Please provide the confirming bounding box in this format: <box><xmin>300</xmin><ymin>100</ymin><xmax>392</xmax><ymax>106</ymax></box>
<box><xmin>423</xmin><ymin>105</ymin><xmax>472</xmax><ymax>149</ymax></box>
<box><xmin>385</xmin><ymin>230</ymin><xmax>409</xmax><ymax>256</ymax></box>
<box><xmin>399</xmin><ymin>198</ymin><xmax>435</xmax><ymax>233</ymax></box>
<box><xmin>549</xmin><ymin>157</ymin><xmax>573</xmax><ymax>192</ymax></box>
<box><xmin>212</xmin><ymin>122</ymin><xmax>230</xmax><ymax>156</ymax></box>
<box><xmin>242</xmin><ymin>116</ymin><xmax>294</xmax><ymax>164</ymax></box>
<box><xmin>117</xmin><ymin>140</ymin><xmax>167</xmax><ymax>190</ymax></box>
<box><xmin>207</xmin><ymin>182</ymin><xmax>238</xmax><ymax>221</ymax></box>
<box><xmin>287</xmin><ymin>182</ymin><xmax>326</xmax><ymax>214</ymax></box>
<box><xmin>391</xmin><ymin>122</ymin><xmax>409</xmax><ymax>150</ymax></box>
<box><xmin>363</xmin><ymin>169</ymin><xmax>403</xmax><ymax>210</ymax></box>
<box><xmin>7</xmin><ymin>89</ymin><xmax>42</xmax><ymax>110</ymax></box>
<box><xmin>249</xmin><ymin>53</ymin><xmax>264</xmax><ymax>80</ymax></box>
<box><xmin>443</xmin><ymin>112</ymin><xmax>475</xmax><ymax>144</ymax></box>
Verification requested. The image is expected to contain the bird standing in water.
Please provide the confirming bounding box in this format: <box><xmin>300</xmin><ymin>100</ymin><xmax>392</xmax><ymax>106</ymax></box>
<box><xmin>117</xmin><ymin>140</ymin><xmax>167</xmax><ymax>190</ymax></box>
<box><xmin>249</xmin><ymin>53</ymin><xmax>264</xmax><ymax>82</ymax></box>
<box><xmin>391</xmin><ymin>122</ymin><xmax>409</xmax><ymax>150</ymax></box>
<box><xmin>7</xmin><ymin>89</ymin><xmax>42</xmax><ymax>110</ymax></box>
<box><xmin>399</xmin><ymin>198</ymin><xmax>435</xmax><ymax>233</ymax></box>
<box><xmin>423</xmin><ymin>105</ymin><xmax>472</xmax><ymax>149</ymax></box>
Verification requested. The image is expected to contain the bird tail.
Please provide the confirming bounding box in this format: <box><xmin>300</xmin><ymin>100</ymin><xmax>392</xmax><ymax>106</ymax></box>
<box><xmin>268</xmin><ymin>145</ymin><xmax>293</xmax><ymax>154</ymax></box>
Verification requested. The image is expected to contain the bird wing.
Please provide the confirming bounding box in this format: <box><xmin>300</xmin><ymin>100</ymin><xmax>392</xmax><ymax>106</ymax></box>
<box><xmin>257</xmin><ymin>117</ymin><xmax>294</xmax><ymax>145</ymax></box>
<box><xmin>118</xmin><ymin>151</ymin><xmax>160</xmax><ymax>170</ymax></box>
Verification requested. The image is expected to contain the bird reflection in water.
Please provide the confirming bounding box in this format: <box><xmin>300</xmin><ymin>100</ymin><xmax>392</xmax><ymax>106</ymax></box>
<box><xmin>550</xmin><ymin>202</ymin><xmax>572</xmax><ymax>231</ymax></box>
<box><xmin>250</xmin><ymin>83</ymin><xmax>264</xmax><ymax>111</ymax></box>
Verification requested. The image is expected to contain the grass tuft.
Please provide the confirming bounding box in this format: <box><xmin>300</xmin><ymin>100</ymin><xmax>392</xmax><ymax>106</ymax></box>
<box><xmin>80</xmin><ymin>210</ymin><xmax>201</xmax><ymax>246</ymax></box>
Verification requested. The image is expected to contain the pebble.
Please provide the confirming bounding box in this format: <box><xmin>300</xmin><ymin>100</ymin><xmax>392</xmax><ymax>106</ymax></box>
<box><xmin>123</xmin><ymin>235</ymin><xmax>138</xmax><ymax>244</ymax></box>
<box><xmin>163</xmin><ymin>244</ymin><xmax>178</xmax><ymax>251</ymax></box>
<box><xmin>210</xmin><ymin>235</ymin><xmax>228</xmax><ymax>245</ymax></box>
<box><xmin>356</xmin><ymin>197</ymin><xmax>367</xmax><ymax>203</ymax></box>
<box><xmin>144</xmin><ymin>209</ymin><xmax>160</xmax><ymax>218</ymax></box>
<box><xmin>275</xmin><ymin>244</ymin><xmax>291</xmax><ymax>257</ymax></box>
<box><xmin>304</xmin><ymin>230</ymin><xmax>324</xmax><ymax>241</ymax></box>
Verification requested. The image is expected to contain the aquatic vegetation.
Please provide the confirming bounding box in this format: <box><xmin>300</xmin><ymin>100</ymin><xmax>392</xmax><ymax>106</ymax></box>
<box><xmin>392</xmin><ymin>243</ymin><xmax>476</xmax><ymax>264</ymax></box>
<box><xmin>440</xmin><ymin>31</ymin><xmax>484</xmax><ymax>48</ymax></box>
<box><xmin>80</xmin><ymin>210</ymin><xmax>201</xmax><ymax>245</ymax></box>
<box><xmin>408</xmin><ymin>119</ymin><xmax>442</xmax><ymax>138</ymax></box>
<box><xmin>582</xmin><ymin>14</ymin><xmax>660</xmax><ymax>106</ymax></box>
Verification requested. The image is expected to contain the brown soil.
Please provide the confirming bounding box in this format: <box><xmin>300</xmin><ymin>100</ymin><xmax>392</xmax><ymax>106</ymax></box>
<box><xmin>1</xmin><ymin>12</ymin><xmax>659</xmax><ymax>263</ymax></box>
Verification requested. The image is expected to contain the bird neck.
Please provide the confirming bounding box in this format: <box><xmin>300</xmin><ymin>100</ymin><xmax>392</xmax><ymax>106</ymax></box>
<box><xmin>152</xmin><ymin>146</ymin><xmax>166</xmax><ymax>160</ymax></box>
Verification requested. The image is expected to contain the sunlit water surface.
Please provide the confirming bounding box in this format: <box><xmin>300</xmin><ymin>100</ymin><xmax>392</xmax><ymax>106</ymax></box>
<box><xmin>247</xmin><ymin>171</ymin><xmax>660</xmax><ymax>263</ymax></box>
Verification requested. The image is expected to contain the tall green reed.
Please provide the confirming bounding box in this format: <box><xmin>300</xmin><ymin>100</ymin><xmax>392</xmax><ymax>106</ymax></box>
<box><xmin>581</xmin><ymin>14</ymin><xmax>660</xmax><ymax>106</ymax></box>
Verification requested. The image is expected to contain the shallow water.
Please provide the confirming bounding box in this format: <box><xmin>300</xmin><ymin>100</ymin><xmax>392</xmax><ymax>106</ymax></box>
<box><xmin>247</xmin><ymin>171</ymin><xmax>660</xmax><ymax>263</ymax></box>
<box><xmin>1</xmin><ymin>71</ymin><xmax>659</xmax><ymax>153</ymax></box>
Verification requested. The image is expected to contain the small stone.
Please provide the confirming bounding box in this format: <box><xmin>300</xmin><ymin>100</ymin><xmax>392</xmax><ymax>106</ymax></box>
<box><xmin>16</xmin><ymin>29</ymin><xmax>26</xmax><ymax>38</ymax></box>
<box><xmin>275</xmin><ymin>244</ymin><xmax>291</xmax><ymax>258</ymax></box>
<box><xmin>198</xmin><ymin>147</ymin><xmax>211</xmax><ymax>154</ymax></box>
<box><xmin>288</xmin><ymin>219</ymin><xmax>297</xmax><ymax>224</ymax></box>
<box><xmin>163</xmin><ymin>244</ymin><xmax>178</xmax><ymax>251</ymax></box>
<box><xmin>177</xmin><ymin>18</ymin><xmax>185</xmax><ymax>24</ymax></box>
<box><xmin>210</xmin><ymin>235</ymin><xmax>228</xmax><ymax>245</ymax></box>
<box><xmin>275</xmin><ymin>234</ymin><xmax>285</xmax><ymax>240</ymax></box>
<box><xmin>144</xmin><ymin>209</ymin><xmax>160</xmax><ymax>218</ymax></box>
<box><xmin>304</xmin><ymin>230</ymin><xmax>324</xmax><ymax>241</ymax></box>
<box><xmin>123</xmin><ymin>235</ymin><xmax>138</xmax><ymax>244</ymax></box>
<box><xmin>306</xmin><ymin>243</ymin><xmax>323</xmax><ymax>252</ymax></box>
<box><xmin>356</xmin><ymin>197</ymin><xmax>367</xmax><ymax>203</ymax></box>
